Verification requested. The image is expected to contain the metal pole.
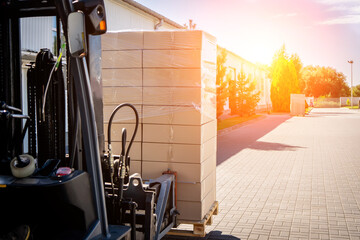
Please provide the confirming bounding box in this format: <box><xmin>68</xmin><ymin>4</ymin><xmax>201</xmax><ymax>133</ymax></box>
<box><xmin>351</xmin><ymin>63</ymin><xmax>353</xmax><ymax>108</ymax></box>
<box><xmin>348</xmin><ymin>60</ymin><xmax>353</xmax><ymax>108</ymax></box>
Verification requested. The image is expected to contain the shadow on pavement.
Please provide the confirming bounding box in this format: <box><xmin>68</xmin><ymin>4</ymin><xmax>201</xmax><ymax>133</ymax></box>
<box><xmin>310</xmin><ymin>111</ymin><xmax>355</xmax><ymax>115</ymax></box>
<box><xmin>207</xmin><ymin>231</ymin><xmax>241</xmax><ymax>240</ymax></box>
<box><xmin>217</xmin><ymin>114</ymin><xmax>292</xmax><ymax>165</ymax></box>
<box><xmin>308</xmin><ymin>112</ymin><xmax>356</xmax><ymax>117</ymax></box>
<box><xmin>164</xmin><ymin>230</ymin><xmax>241</xmax><ymax>240</ymax></box>
<box><xmin>248</xmin><ymin>141</ymin><xmax>304</xmax><ymax>151</ymax></box>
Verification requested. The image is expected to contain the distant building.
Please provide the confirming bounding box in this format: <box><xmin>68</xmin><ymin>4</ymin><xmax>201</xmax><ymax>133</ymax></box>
<box><xmin>105</xmin><ymin>0</ymin><xmax>184</xmax><ymax>31</ymax></box>
<box><xmin>218</xmin><ymin>46</ymin><xmax>272</xmax><ymax>115</ymax></box>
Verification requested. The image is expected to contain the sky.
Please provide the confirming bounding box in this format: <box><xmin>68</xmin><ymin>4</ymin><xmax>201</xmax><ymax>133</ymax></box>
<box><xmin>136</xmin><ymin>0</ymin><xmax>360</xmax><ymax>86</ymax></box>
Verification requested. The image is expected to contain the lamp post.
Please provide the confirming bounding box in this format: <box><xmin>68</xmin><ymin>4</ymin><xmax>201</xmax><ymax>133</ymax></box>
<box><xmin>348</xmin><ymin>60</ymin><xmax>353</xmax><ymax>107</ymax></box>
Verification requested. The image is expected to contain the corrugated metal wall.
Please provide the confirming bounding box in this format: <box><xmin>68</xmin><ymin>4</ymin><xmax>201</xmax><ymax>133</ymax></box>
<box><xmin>20</xmin><ymin>2</ymin><xmax>178</xmax><ymax>53</ymax></box>
<box><xmin>20</xmin><ymin>17</ymin><xmax>54</xmax><ymax>52</ymax></box>
<box><xmin>105</xmin><ymin>0</ymin><xmax>178</xmax><ymax>31</ymax></box>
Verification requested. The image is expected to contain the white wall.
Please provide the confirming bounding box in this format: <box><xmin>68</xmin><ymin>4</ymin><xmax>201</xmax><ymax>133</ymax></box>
<box><xmin>21</xmin><ymin>16</ymin><xmax>54</xmax><ymax>52</ymax></box>
<box><xmin>221</xmin><ymin>49</ymin><xmax>271</xmax><ymax>112</ymax></box>
<box><xmin>105</xmin><ymin>0</ymin><xmax>179</xmax><ymax>31</ymax></box>
<box><xmin>340</xmin><ymin>97</ymin><xmax>360</xmax><ymax>106</ymax></box>
<box><xmin>20</xmin><ymin>1</ymin><xmax>179</xmax><ymax>54</ymax></box>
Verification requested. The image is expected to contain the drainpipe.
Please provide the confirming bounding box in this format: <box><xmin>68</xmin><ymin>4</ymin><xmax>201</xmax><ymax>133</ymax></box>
<box><xmin>155</xmin><ymin>18</ymin><xmax>163</xmax><ymax>30</ymax></box>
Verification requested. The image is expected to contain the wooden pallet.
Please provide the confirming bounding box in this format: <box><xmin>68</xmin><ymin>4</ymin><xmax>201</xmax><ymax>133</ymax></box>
<box><xmin>167</xmin><ymin>201</ymin><xmax>219</xmax><ymax>237</ymax></box>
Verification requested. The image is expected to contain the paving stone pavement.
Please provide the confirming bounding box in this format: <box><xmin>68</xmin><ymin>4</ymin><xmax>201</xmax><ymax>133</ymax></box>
<box><xmin>165</xmin><ymin>108</ymin><xmax>360</xmax><ymax>240</ymax></box>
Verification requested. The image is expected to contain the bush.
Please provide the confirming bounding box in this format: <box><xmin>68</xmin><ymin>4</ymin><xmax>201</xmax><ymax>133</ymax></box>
<box><xmin>231</xmin><ymin>70</ymin><xmax>260</xmax><ymax>116</ymax></box>
<box><xmin>346</xmin><ymin>98</ymin><xmax>350</xmax><ymax>106</ymax></box>
<box><xmin>314</xmin><ymin>101</ymin><xmax>340</xmax><ymax>108</ymax></box>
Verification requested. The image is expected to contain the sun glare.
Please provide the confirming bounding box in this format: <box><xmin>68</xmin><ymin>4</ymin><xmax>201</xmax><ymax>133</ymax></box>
<box><xmin>219</xmin><ymin>23</ymin><xmax>281</xmax><ymax>65</ymax></box>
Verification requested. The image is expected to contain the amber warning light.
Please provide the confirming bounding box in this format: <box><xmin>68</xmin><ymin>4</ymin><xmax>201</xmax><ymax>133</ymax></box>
<box><xmin>100</xmin><ymin>20</ymin><xmax>106</xmax><ymax>31</ymax></box>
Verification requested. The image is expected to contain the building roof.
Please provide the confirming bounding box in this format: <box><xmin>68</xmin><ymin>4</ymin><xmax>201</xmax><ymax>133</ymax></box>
<box><xmin>119</xmin><ymin>0</ymin><xmax>185</xmax><ymax>29</ymax></box>
<box><xmin>218</xmin><ymin>45</ymin><xmax>269</xmax><ymax>73</ymax></box>
<box><xmin>218</xmin><ymin>45</ymin><xmax>256</xmax><ymax>68</ymax></box>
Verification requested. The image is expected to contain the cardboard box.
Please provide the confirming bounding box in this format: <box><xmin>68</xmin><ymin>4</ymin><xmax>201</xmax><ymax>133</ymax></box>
<box><xmin>102</xmin><ymin>50</ymin><xmax>142</xmax><ymax>69</ymax></box>
<box><xmin>143</xmin><ymin>87</ymin><xmax>200</xmax><ymax>106</ymax></box>
<box><xmin>144</xmin><ymin>31</ymin><xmax>202</xmax><ymax>50</ymax></box>
<box><xmin>141</xmin><ymin>155</ymin><xmax>216</xmax><ymax>182</ymax></box>
<box><xmin>177</xmin><ymin>170</ymin><xmax>216</xmax><ymax>201</ymax></box>
<box><xmin>103</xmin><ymin>87</ymin><xmax>142</xmax><ymax>105</ymax></box>
<box><xmin>104</xmin><ymin>123</ymin><xmax>142</xmax><ymax>142</ymax></box>
<box><xmin>143</xmin><ymin>68</ymin><xmax>201</xmax><ymax>87</ymax></box>
<box><xmin>102</xmin><ymin>69</ymin><xmax>142</xmax><ymax>87</ymax></box>
<box><xmin>143</xmin><ymin>120</ymin><xmax>216</xmax><ymax>145</ymax></box>
<box><xmin>201</xmin><ymin>120</ymin><xmax>217</xmax><ymax>145</ymax></box>
<box><xmin>201</xmin><ymin>92</ymin><xmax>217</xmax><ymax>122</ymax></box>
<box><xmin>143</xmin><ymin>50</ymin><xmax>201</xmax><ymax>68</ymax></box>
<box><xmin>143</xmin><ymin>30</ymin><xmax>216</xmax><ymax>52</ymax></box>
<box><xmin>202</xmin><ymin>137</ymin><xmax>217</xmax><ymax>162</ymax></box>
<box><xmin>129</xmin><ymin>160</ymin><xmax>142</xmax><ymax>175</ymax></box>
<box><xmin>142</xmin><ymin>105</ymin><xmax>215</xmax><ymax>126</ymax></box>
<box><xmin>201</xmin><ymin>43</ymin><xmax>217</xmax><ymax>64</ymax></box>
<box><xmin>177</xmin><ymin>188</ymin><xmax>216</xmax><ymax>221</ymax></box>
<box><xmin>143</xmin><ymin>65</ymin><xmax>215</xmax><ymax>90</ymax></box>
<box><xmin>142</xmin><ymin>137</ymin><xmax>216</xmax><ymax>164</ymax></box>
<box><xmin>143</xmin><ymin>87</ymin><xmax>215</xmax><ymax>107</ymax></box>
<box><xmin>102</xmin><ymin>32</ymin><xmax>143</xmax><ymax>51</ymax></box>
<box><xmin>201</xmin><ymin>63</ymin><xmax>217</xmax><ymax>92</ymax></box>
<box><xmin>103</xmin><ymin>104</ymin><xmax>142</xmax><ymax>124</ymax></box>
<box><xmin>142</xmin><ymin>105</ymin><xmax>200</xmax><ymax>125</ymax></box>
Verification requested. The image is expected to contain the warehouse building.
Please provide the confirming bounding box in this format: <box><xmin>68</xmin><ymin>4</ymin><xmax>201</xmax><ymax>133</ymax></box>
<box><xmin>218</xmin><ymin>46</ymin><xmax>272</xmax><ymax>115</ymax></box>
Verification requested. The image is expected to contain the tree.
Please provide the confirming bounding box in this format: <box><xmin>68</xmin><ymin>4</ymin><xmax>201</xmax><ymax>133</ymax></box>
<box><xmin>302</xmin><ymin>66</ymin><xmax>328</xmax><ymax>98</ymax></box>
<box><xmin>302</xmin><ymin>66</ymin><xmax>349</xmax><ymax>98</ymax></box>
<box><xmin>233</xmin><ymin>70</ymin><xmax>260</xmax><ymax>116</ymax></box>
<box><xmin>352</xmin><ymin>85</ymin><xmax>360</xmax><ymax>97</ymax></box>
<box><xmin>228</xmin><ymin>72</ymin><xmax>237</xmax><ymax>115</ymax></box>
<box><xmin>269</xmin><ymin>44</ymin><xmax>287</xmax><ymax>79</ymax></box>
<box><xmin>290</xmin><ymin>53</ymin><xmax>304</xmax><ymax>92</ymax></box>
<box><xmin>270</xmin><ymin>46</ymin><xmax>300</xmax><ymax>112</ymax></box>
<box><xmin>216</xmin><ymin>48</ymin><xmax>228</xmax><ymax>117</ymax></box>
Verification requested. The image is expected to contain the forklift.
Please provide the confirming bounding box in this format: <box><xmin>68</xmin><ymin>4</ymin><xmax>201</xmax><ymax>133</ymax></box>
<box><xmin>0</xmin><ymin>0</ymin><xmax>177</xmax><ymax>239</ymax></box>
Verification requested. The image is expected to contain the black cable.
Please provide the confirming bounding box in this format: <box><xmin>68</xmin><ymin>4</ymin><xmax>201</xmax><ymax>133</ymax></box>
<box><xmin>121</xmin><ymin>128</ymin><xmax>126</xmax><ymax>157</ymax></box>
<box><xmin>107</xmin><ymin>103</ymin><xmax>139</xmax><ymax>201</ymax></box>
<box><xmin>107</xmin><ymin>103</ymin><xmax>139</xmax><ymax>156</ymax></box>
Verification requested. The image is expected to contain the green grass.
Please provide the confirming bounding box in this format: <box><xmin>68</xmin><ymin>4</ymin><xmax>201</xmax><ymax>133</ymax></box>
<box><xmin>343</xmin><ymin>105</ymin><xmax>359</xmax><ymax>109</ymax></box>
<box><xmin>313</xmin><ymin>102</ymin><xmax>340</xmax><ymax>108</ymax></box>
<box><xmin>217</xmin><ymin>115</ymin><xmax>261</xmax><ymax>131</ymax></box>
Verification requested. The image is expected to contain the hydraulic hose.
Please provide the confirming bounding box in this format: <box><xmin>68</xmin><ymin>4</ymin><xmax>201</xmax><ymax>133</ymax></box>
<box><xmin>107</xmin><ymin>103</ymin><xmax>139</xmax><ymax>157</ymax></box>
<box><xmin>41</xmin><ymin>43</ymin><xmax>66</xmax><ymax>121</ymax></box>
<box><xmin>0</xmin><ymin>101</ymin><xmax>22</xmax><ymax>113</ymax></box>
<box><xmin>107</xmin><ymin>103</ymin><xmax>139</xmax><ymax>200</ymax></box>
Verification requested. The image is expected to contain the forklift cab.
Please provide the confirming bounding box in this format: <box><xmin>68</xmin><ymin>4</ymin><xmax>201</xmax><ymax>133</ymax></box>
<box><xmin>0</xmin><ymin>0</ymin><xmax>128</xmax><ymax>238</ymax></box>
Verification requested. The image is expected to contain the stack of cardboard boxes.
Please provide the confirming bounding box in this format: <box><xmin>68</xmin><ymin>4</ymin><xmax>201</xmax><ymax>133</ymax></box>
<box><xmin>102</xmin><ymin>30</ymin><xmax>217</xmax><ymax>221</ymax></box>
